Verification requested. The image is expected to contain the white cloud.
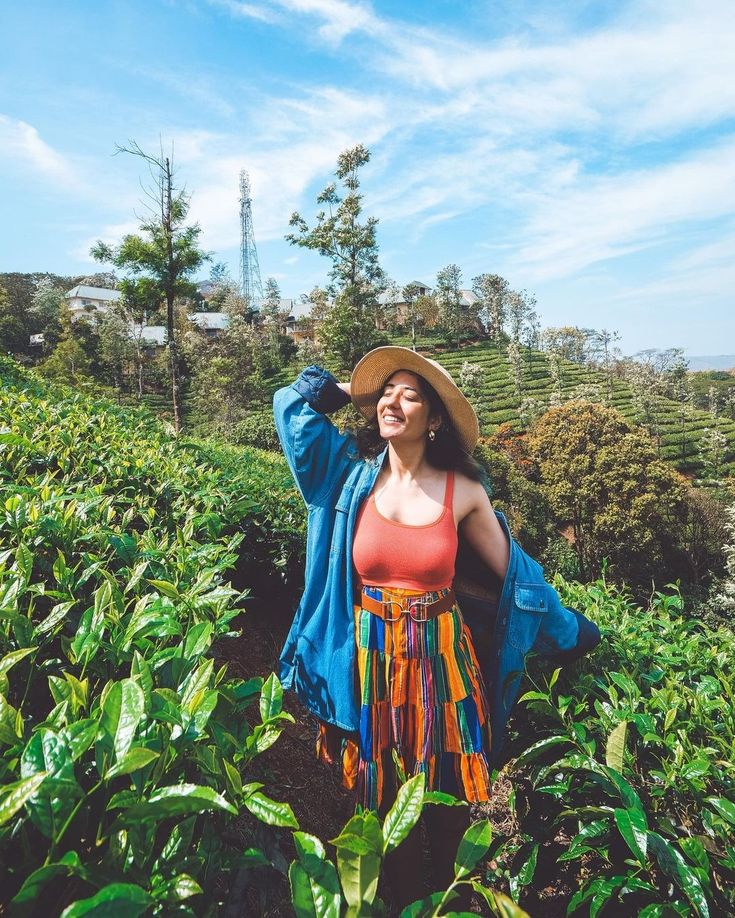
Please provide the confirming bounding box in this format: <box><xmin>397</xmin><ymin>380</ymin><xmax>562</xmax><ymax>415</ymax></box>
<box><xmin>510</xmin><ymin>138</ymin><xmax>735</xmax><ymax>281</ymax></box>
<box><xmin>207</xmin><ymin>0</ymin><xmax>383</xmax><ymax>42</ymax></box>
<box><xmin>0</xmin><ymin>115</ymin><xmax>78</xmax><ymax>184</ymax></box>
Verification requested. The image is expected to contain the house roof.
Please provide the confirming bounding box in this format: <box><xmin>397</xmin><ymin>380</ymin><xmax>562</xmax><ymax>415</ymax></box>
<box><xmin>66</xmin><ymin>285</ymin><xmax>121</xmax><ymax>301</ymax></box>
<box><xmin>189</xmin><ymin>312</ymin><xmax>230</xmax><ymax>330</ymax></box>
<box><xmin>133</xmin><ymin>325</ymin><xmax>167</xmax><ymax>346</ymax></box>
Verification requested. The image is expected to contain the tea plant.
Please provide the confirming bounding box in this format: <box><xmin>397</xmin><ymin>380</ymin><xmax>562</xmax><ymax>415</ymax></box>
<box><xmin>490</xmin><ymin>578</ymin><xmax>735</xmax><ymax>916</ymax></box>
<box><xmin>0</xmin><ymin>358</ymin><xmax>305</xmax><ymax>913</ymax></box>
<box><xmin>289</xmin><ymin>774</ymin><xmax>529</xmax><ymax>918</ymax></box>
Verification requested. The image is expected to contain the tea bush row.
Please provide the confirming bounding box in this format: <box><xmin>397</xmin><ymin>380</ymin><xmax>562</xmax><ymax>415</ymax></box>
<box><xmin>0</xmin><ymin>358</ymin><xmax>307</xmax><ymax>913</ymax></box>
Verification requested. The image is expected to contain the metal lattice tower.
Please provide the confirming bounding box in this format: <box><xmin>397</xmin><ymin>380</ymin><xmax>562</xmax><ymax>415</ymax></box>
<box><xmin>239</xmin><ymin>170</ymin><xmax>263</xmax><ymax>305</ymax></box>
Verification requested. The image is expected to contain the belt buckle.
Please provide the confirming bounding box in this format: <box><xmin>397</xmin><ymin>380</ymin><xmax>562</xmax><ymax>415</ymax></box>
<box><xmin>408</xmin><ymin>595</ymin><xmax>431</xmax><ymax>622</ymax></box>
<box><xmin>381</xmin><ymin>597</ymin><xmax>404</xmax><ymax>622</ymax></box>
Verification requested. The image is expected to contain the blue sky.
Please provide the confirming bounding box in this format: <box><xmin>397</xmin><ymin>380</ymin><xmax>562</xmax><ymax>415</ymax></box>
<box><xmin>1</xmin><ymin>0</ymin><xmax>734</xmax><ymax>356</ymax></box>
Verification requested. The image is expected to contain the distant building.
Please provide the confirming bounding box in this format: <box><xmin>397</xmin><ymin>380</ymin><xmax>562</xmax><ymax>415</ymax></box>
<box><xmin>66</xmin><ymin>285</ymin><xmax>121</xmax><ymax>322</ymax></box>
<box><xmin>131</xmin><ymin>324</ymin><xmax>167</xmax><ymax>348</ymax></box>
<box><xmin>29</xmin><ymin>333</ymin><xmax>45</xmax><ymax>347</ymax></box>
<box><xmin>188</xmin><ymin>312</ymin><xmax>230</xmax><ymax>338</ymax></box>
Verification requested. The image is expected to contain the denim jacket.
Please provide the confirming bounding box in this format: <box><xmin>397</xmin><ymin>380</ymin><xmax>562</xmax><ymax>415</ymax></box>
<box><xmin>273</xmin><ymin>366</ymin><xmax>601</xmax><ymax>765</ymax></box>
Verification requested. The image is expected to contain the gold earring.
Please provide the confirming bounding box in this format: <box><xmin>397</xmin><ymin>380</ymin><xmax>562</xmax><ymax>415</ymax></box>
<box><xmin>428</xmin><ymin>429</ymin><xmax>436</xmax><ymax>442</ymax></box>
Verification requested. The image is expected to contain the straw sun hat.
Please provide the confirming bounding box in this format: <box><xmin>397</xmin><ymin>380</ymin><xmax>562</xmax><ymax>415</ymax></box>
<box><xmin>350</xmin><ymin>346</ymin><xmax>480</xmax><ymax>454</ymax></box>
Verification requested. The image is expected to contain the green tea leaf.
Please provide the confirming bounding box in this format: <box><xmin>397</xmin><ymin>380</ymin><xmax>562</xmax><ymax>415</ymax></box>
<box><xmin>294</xmin><ymin>831</ymin><xmax>327</xmax><ymax>863</ymax></box>
<box><xmin>399</xmin><ymin>892</ymin><xmax>447</xmax><ymax>917</ymax></box>
<box><xmin>183</xmin><ymin>620</ymin><xmax>213</xmax><ymax>660</ymax></box>
<box><xmin>119</xmin><ymin>784</ymin><xmax>237</xmax><ymax>825</ymax></box>
<box><xmin>11</xmin><ymin>850</ymin><xmax>86</xmax><ymax>906</ymax></box>
<box><xmin>0</xmin><ymin>646</ymin><xmax>35</xmax><ymax>677</ymax></box>
<box><xmin>454</xmin><ymin>819</ymin><xmax>492</xmax><ymax>879</ymax></box>
<box><xmin>332</xmin><ymin>811</ymin><xmax>383</xmax><ymax>856</ymax></box>
<box><xmin>613</xmin><ymin>807</ymin><xmax>648</xmax><ymax>865</ymax></box>
<box><xmin>289</xmin><ymin>836</ymin><xmax>341</xmax><ymax>918</ymax></box>
<box><xmin>244</xmin><ymin>790</ymin><xmax>299</xmax><ymax>827</ymax></box>
<box><xmin>101</xmin><ymin>679</ymin><xmax>145</xmax><ymax>763</ymax></box>
<box><xmin>470</xmin><ymin>884</ymin><xmax>530</xmax><ymax>917</ymax></box>
<box><xmin>153</xmin><ymin>873</ymin><xmax>203</xmax><ymax>903</ymax></box>
<box><xmin>512</xmin><ymin>735</ymin><xmax>572</xmax><ymax>767</ymax></box>
<box><xmin>516</xmin><ymin>843</ymin><xmax>539</xmax><ymax>887</ymax></box>
<box><xmin>105</xmin><ymin>746</ymin><xmax>159</xmax><ymax>780</ymax></box>
<box><xmin>705</xmin><ymin>796</ymin><xmax>735</xmax><ymax>825</ymax></box>
<box><xmin>383</xmin><ymin>773</ymin><xmax>425</xmax><ymax>853</ymax></box>
<box><xmin>60</xmin><ymin>882</ymin><xmax>151</xmax><ymax>917</ymax></box>
<box><xmin>260</xmin><ymin>672</ymin><xmax>283</xmax><ymax>722</ymax></box>
<box><xmin>648</xmin><ymin>831</ymin><xmax>710</xmax><ymax>918</ymax></box>
<box><xmin>147</xmin><ymin>579</ymin><xmax>181</xmax><ymax>600</ymax></box>
<box><xmin>0</xmin><ymin>693</ymin><xmax>22</xmax><ymax>745</ymax></box>
<box><xmin>19</xmin><ymin>730</ymin><xmax>82</xmax><ymax>838</ymax></box>
<box><xmin>605</xmin><ymin>721</ymin><xmax>627</xmax><ymax>773</ymax></box>
<box><xmin>423</xmin><ymin>791</ymin><xmax>467</xmax><ymax>807</ymax></box>
<box><xmin>337</xmin><ymin>842</ymin><xmax>381</xmax><ymax>909</ymax></box>
<box><xmin>0</xmin><ymin>772</ymin><xmax>47</xmax><ymax>825</ymax></box>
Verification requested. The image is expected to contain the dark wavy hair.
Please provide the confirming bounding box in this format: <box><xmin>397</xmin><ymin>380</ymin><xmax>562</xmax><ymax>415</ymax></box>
<box><xmin>353</xmin><ymin>371</ymin><xmax>482</xmax><ymax>481</ymax></box>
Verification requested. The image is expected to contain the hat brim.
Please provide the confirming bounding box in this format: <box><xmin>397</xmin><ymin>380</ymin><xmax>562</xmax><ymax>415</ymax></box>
<box><xmin>350</xmin><ymin>346</ymin><xmax>479</xmax><ymax>453</ymax></box>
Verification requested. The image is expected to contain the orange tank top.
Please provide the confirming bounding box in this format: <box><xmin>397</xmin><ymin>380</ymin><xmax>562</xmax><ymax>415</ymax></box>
<box><xmin>352</xmin><ymin>471</ymin><xmax>458</xmax><ymax>592</ymax></box>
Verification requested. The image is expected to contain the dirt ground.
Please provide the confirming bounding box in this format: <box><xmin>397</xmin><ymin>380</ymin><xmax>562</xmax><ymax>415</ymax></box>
<box><xmin>217</xmin><ymin>595</ymin><xmax>574</xmax><ymax>918</ymax></box>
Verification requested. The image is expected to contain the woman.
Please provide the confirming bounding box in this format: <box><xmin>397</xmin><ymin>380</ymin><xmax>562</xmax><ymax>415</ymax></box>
<box><xmin>274</xmin><ymin>346</ymin><xmax>600</xmax><ymax>906</ymax></box>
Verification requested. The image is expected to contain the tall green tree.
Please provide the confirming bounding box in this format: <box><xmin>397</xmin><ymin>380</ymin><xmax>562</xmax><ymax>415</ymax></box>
<box><xmin>471</xmin><ymin>273</ymin><xmax>509</xmax><ymax>343</ymax></box>
<box><xmin>528</xmin><ymin>401</ymin><xmax>685</xmax><ymax>585</ymax></box>
<box><xmin>286</xmin><ymin>145</ymin><xmax>385</xmax><ymax>369</ymax></box>
<box><xmin>435</xmin><ymin>263</ymin><xmax>464</xmax><ymax>347</ymax></box>
<box><xmin>91</xmin><ymin>142</ymin><xmax>209</xmax><ymax>430</ymax></box>
<box><xmin>0</xmin><ymin>282</ymin><xmax>26</xmax><ymax>354</ymax></box>
<box><xmin>39</xmin><ymin>302</ymin><xmax>91</xmax><ymax>384</ymax></box>
<box><xmin>29</xmin><ymin>277</ymin><xmax>65</xmax><ymax>349</ymax></box>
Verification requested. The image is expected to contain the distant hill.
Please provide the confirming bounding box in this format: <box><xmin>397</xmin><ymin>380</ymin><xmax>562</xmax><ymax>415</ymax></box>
<box><xmin>687</xmin><ymin>355</ymin><xmax>735</xmax><ymax>372</ymax></box>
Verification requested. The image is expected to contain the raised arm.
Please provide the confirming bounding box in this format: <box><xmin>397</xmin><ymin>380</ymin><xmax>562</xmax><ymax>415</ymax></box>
<box><xmin>273</xmin><ymin>365</ymin><xmax>358</xmax><ymax>506</ymax></box>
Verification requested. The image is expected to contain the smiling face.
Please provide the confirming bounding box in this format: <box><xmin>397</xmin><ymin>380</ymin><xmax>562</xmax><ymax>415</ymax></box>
<box><xmin>376</xmin><ymin>370</ymin><xmax>441</xmax><ymax>444</ymax></box>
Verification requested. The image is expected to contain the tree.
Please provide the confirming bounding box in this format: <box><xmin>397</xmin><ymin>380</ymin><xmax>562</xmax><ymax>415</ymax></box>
<box><xmin>97</xmin><ymin>311</ymin><xmax>136</xmax><ymax>392</ymax></box>
<box><xmin>541</xmin><ymin>326</ymin><xmax>588</xmax><ymax>364</ymax></box>
<box><xmin>527</xmin><ymin>401</ymin><xmax>685</xmax><ymax>586</ymax></box>
<box><xmin>588</xmin><ymin>328</ymin><xmax>621</xmax><ymax>402</ymax></box>
<box><xmin>39</xmin><ymin>302</ymin><xmax>91</xmax><ymax>384</ymax></box>
<box><xmin>29</xmin><ymin>278</ymin><xmax>65</xmax><ymax>349</ymax></box>
<box><xmin>507</xmin><ymin>339</ymin><xmax>523</xmax><ymax>398</ymax></box>
<box><xmin>459</xmin><ymin>361</ymin><xmax>485</xmax><ymax>413</ymax></box>
<box><xmin>472</xmin><ymin>273</ymin><xmax>509</xmax><ymax>344</ymax></box>
<box><xmin>286</xmin><ymin>145</ymin><xmax>385</xmax><ymax>369</ymax></box>
<box><xmin>507</xmin><ymin>289</ymin><xmax>536</xmax><ymax>345</ymax></box>
<box><xmin>0</xmin><ymin>283</ymin><xmax>26</xmax><ymax>354</ymax></box>
<box><xmin>91</xmin><ymin>141</ymin><xmax>209</xmax><ymax>431</ymax></box>
<box><xmin>435</xmin><ymin>264</ymin><xmax>464</xmax><ymax>347</ymax></box>
<box><xmin>258</xmin><ymin>277</ymin><xmax>292</xmax><ymax>371</ymax></box>
<box><xmin>699</xmin><ymin>427</ymin><xmax>728</xmax><ymax>482</ymax></box>
<box><xmin>400</xmin><ymin>282</ymin><xmax>436</xmax><ymax>350</ymax></box>
<box><xmin>207</xmin><ymin>262</ymin><xmax>237</xmax><ymax>312</ymax></box>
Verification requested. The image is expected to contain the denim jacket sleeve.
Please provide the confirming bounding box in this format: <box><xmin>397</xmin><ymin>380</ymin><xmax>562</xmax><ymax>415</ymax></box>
<box><xmin>532</xmin><ymin>582</ymin><xmax>601</xmax><ymax>664</ymax></box>
<box><xmin>273</xmin><ymin>365</ymin><xmax>356</xmax><ymax>506</ymax></box>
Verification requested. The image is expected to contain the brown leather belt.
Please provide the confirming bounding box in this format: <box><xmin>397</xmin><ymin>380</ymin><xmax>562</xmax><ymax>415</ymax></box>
<box><xmin>357</xmin><ymin>588</ymin><xmax>456</xmax><ymax>622</ymax></box>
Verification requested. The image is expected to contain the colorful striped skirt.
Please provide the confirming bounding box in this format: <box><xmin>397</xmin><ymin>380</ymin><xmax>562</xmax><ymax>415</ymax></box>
<box><xmin>317</xmin><ymin>585</ymin><xmax>492</xmax><ymax>811</ymax></box>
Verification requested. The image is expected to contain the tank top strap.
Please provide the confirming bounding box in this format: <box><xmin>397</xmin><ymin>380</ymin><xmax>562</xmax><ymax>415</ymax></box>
<box><xmin>443</xmin><ymin>470</ymin><xmax>455</xmax><ymax>511</ymax></box>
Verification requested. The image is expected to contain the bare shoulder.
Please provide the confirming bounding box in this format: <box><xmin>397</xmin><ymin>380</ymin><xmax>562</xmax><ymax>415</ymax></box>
<box><xmin>453</xmin><ymin>470</ymin><xmax>492</xmax><ymax>523</ymax></box>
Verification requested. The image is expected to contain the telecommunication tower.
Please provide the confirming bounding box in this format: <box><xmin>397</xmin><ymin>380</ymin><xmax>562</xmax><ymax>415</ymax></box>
<box><xmin>239</xmin><ymin>170</ymin><xmax>263</xmax><ymax>305</ymax></box>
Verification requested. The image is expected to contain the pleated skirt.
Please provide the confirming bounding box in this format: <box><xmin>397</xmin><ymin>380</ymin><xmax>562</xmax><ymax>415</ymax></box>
<box><xmin>317</xmin><ymin>586</ymin><xmax>492</xmax><ymax>811</ymax></box>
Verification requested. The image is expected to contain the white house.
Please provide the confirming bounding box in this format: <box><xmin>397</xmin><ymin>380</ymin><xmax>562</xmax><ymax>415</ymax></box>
<box><xmin>188</xmin><ymin>312</ymin><xmax>230</xmax><ymax>337</ymax></box>
<box><xmin>66</xmin><ymin>285</ymin><xmax>122</xmax><ymax>322</ymax></box>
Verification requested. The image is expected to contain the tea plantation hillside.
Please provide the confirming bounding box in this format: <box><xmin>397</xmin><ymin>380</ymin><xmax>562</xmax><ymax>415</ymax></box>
<box><xmin>1</xmin><ymin>357</ymin><xmax>734</xmax><ymax>916</ymax></box>
<box><xmin>237</xmin><ymin>340</ymin><xmax>735</xmax><ymax>479</ymax></box>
